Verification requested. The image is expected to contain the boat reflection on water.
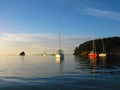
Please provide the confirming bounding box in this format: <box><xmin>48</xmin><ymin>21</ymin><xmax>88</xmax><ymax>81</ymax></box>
<box><xmin>88</xmin><ymin>56</ymin><xmax>97</xmax><ymax>80</ymax></box>
<box><xmin>99</xmin><ymin>56</ymin><xmax>106</xmax><ymax>60</ymax></box>
<box><xmin>89</xmin><ymin>56</ymin><xmax>106</xmax><ymax>68</ymax></box>
<box><xmin>56</xmin><ymin>57</ymin><xmax>64</xmax><ymax>74</ymax></box>
<box><xmin>42</xmin><ymin>55</ymin><xmax>47</xmax><ymax>60</ymax></box>
<box><xmin>99</xmin><ymin>56</ymin><xmax>106</xmax><ymax>68</ymax></box>
<box><xmin>56</xmin><ymin>58</ymin><xmax>64</xmax><ymax>64</ymax></box>
<box><xmin>20</xmin><ymin>55</ymin><xmax>25</xmax><ymax>60</ymax></box>
<box><xmin>56</xmin><ymin>58</ymin><xmax>64</xmax><ymax>74</ymax></box>
<box><xmin>56</xmin><ymin>57</ymin><xmax>64</xmax><ymax>90</ymax></box>
<box><xmin>88</xmin><ymin>55</ymin><xmax>107</xmax><ymax>77</ymax></box>
<box><xmin>89</xmin><ymin>56</ymin><xmax>97</xmax><ymax>69</ymax></box>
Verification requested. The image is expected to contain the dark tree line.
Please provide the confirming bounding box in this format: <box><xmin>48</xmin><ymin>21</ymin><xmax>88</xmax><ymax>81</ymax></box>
<box><xmin>74</xmin><ymin>37</ymin><xmax>120</xmax><ymax>55</ymax></box>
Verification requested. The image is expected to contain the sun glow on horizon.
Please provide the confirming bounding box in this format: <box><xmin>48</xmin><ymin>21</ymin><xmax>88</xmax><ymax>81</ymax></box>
<box><xmin>0</xmin><ymin>33</ymin><xmax>90</xmax><ymax>55</ymax></box>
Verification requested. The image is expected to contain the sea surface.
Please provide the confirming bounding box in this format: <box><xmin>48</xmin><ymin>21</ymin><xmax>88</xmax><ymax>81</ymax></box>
<box><xmin>0</xmin><ymin>55</ymin><xmax>120</xmax><ymax>90</ymax></box>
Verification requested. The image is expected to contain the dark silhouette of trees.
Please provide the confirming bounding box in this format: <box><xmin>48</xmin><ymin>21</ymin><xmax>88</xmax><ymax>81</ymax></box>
<box><xmin>74</xmin><ymin>37</ymin><xmax>120</xmax><ymax>55</ymax></box>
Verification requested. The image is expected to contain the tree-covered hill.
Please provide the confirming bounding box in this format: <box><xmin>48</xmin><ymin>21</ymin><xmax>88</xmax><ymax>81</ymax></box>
<box><xmin>73</xmin><ymin>37</ymin><xmax>120</xmax><ymax>56</ymax></box>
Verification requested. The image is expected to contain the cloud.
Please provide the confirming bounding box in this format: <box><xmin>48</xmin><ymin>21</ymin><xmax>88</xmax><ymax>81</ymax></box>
<box><xmin>0</xmin><ymin>33</ymin><xmax>56</xmax><ymax>41</ymax></box>
<box><xmin>82</xmin><ymin>7</ymin><xmax>120</xmax><ymax>21</ymax></box>
<box><xmin>52</xmin><ymin>0</ymin><xmax>120</xmax><ymax>21</ymax></box>
<box><xmin>0</xmin><ymin>33</ymin><xmax>90</xmax><ymax>55</ymax></box>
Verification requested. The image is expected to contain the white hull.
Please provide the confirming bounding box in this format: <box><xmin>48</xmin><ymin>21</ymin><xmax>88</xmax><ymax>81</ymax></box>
<box><xmin>56</xmin><ymin>53</ymin><xmax>64</xmax><ymax>59</ymax></box>
<box><xmin>99</xmin><ymin>39</ymin><xmax>106</xmax><ymax>57</ymax></box>
<box><xmin>99</xmin><ymin>53</ymin><xmax>106</xmax><ymax>57</ymax></box>
<box><xmin>42</xmin><ymin>53</ymin><xmax>47</xmax><ymax>57</ymax></box>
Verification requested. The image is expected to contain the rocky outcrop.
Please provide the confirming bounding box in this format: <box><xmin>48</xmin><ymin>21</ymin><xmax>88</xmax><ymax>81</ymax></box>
<box><xmin>19</xmin><ymin>51</ymin><xmax>25</xmax><ymax>56</ymax></box>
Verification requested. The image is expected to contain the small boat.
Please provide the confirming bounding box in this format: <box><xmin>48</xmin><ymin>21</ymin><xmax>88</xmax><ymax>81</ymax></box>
<box><xmin>89</xmin><ymin>51</ymin><xmax>97</xmax><ymax>57</ymax></box>
<box><xmin>88</xmin><ymin>34</ymin><xmax>97</xmax><ymax>57</ymax></box>
<box><xmin>56</xmin><ymin>49</ymin><xmax>64</xmax><ymax>59</ymax></box>
<box><xmin>42</xmin><ymin>52</ymin><xmax>47</xmax><ymax>56</ymax></box>
<box><xmin>99</xmin><ymin>53</ymin><xmax>106</xmax><ymax>57</ymax></box>
<box><xmin>99</xmin><ymin>38</ymin><xmax>106</xmax><ymax>57</ymax></box>
<box><xmin>42</xmin><ymin>48</ymin><xmax>47</xmax><ymax>57</ymax></box>
<box><xmin>56</xmin><ymin>17</ymin><xmax>64</xmax><ymax>60</ymax></box>
<box><xmin>19</xmin><ymin>51</ymin><xmax>25</xmax><ymax>56</ymax></box>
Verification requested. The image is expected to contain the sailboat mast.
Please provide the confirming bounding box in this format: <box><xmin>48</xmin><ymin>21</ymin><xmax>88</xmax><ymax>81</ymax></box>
<box><xmin>92</xmin><ymin>34</ymin><xmax>96</xmax><ymax>53</ymax></box>
<box><xmin>92</xmin><ymin>34</ymin><xmax>94</xmax><ymax>52</ymax></box>
<box><xmin>102</xmin><ymin>38</ymin><xmax>105</xmax><ymax>53</ymax></box>
<box><xmin>59</xmin><ymin>16</ymin><xmax>61</xmax><ymax>50</ymax></box>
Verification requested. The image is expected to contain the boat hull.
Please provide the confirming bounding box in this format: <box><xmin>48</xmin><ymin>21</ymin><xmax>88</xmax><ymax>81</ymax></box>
<box><xmin>88</xmin><ymin>53</ymin><xmax>97</xmax><ymax>57</ymax></box>
<box><xmin>99</xmin><ymin>53</ymin><xmax>106</xmax><ymax>57</ymax></box>
<box><xmin>42</xmin><ymin>53</ymin><xmax>47</xmax><ymax>57</ymax></box>
<box><xmin>56</xmin><ymin>53</ymin><xmax>64</xmax><ymax>59</ymax></box>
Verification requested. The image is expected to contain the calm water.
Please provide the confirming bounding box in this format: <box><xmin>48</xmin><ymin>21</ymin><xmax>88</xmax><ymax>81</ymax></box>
<box><xmin>0</xmin><ymin>55</ymin><xmax>120</xmax><ymax>90</ymax></box>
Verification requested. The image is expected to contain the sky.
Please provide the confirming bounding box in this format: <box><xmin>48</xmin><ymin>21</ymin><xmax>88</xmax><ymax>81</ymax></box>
<box><xmin>0</xmin><ymin>0</ymin><xmax>120</xmax><ymax>55</ymax></box>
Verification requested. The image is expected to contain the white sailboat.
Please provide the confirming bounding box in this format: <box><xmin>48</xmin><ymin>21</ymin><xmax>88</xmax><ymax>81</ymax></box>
<box><xmin>42</xmin><ymin>52</ymin><xmax>47</xmax><ymax>56</ymax></box>
<box><xmin>42</xmin><ymin>48</ymin><xmax>47</xmax><ymax>57</ymax></box>
<box><xmin>56</xmin><ymin>17</ymin><xmax>64</xmax><ymax>60</ymax></box>
<box><xmin>99</xmin><ymin>38</ymin><xmax>106</xmax><ymax>57</ymax></box>
<box><xmin>56</xmin><ymin>49</ymin><xmax>64</xmax><ymax>59</ymax></box>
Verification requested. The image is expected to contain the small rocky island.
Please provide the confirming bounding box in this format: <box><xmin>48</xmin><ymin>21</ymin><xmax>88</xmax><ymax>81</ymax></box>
<box><xmin>19</xmin><ymin>51</ymin><xmax>25</xmax><ymax>56</ymax></box>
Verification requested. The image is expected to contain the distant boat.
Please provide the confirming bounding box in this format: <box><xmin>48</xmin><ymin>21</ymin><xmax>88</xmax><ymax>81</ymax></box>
<box><xmin>56</xmin><ymin>49</ymin><xmax>64</xmax><ymax>59</ymax></box>
<box><xmin>42</xmin><ymin>48</ymin><xmax>47</xmax><ymax>57</ymax></box>
<box><xmin>19</xmin><ymin>51</ymin><xmax>25</xmax><ymax>56</ymax></box>
<box><xmin>56</xmin><ymin>17</ymin><xmax>64</xmax><ymax>60</ymax></box>
<box><xmin>88</xmin><ymin>34</ymin><xmax>97</xmax><ymax>57</ymax></box>
<box><xmin>42</xmin><ymin>52</ymin><xmax>47</xmax><ymax>57</ymax></box>
<box><xmin>99</xmin><ymin>38</ymin><xmax>106</xmax><ymax>57</ymax></box>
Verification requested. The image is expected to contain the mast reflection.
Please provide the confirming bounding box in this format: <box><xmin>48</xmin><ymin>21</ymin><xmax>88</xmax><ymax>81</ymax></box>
<box><xmin>99</xmin><ymin>56</ymin><xmax>106</xmax><ymax>68</ymax></box>
<box><xmin>56</xmin><ymin>58</ymin><xmax>64</xmax><ymax>65</ymax></box>
<box><xmin>56</xmin><ymin>58</ymin><xmax>64</xmax><ymax>90</ymax></box>
<box><xmin>89</xmin><ymin>56</ymin><xmax>97</xmax><ymax>79</ymax></box>
<box><xmin>89</xmin><ymin>56</ymin><xmax>97</xmax><ymax>68</ymax></box>
<box><xmin>89</xmin><ymin>56</ymin><xmax>107</xmax><ymax>75</ymax></box>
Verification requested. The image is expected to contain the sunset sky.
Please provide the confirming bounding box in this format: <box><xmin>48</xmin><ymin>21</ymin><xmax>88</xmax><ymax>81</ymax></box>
<box><xmin>0</xmin><ymin>0</ymin><xmax>120</xmax><ymax>55</ymax></box>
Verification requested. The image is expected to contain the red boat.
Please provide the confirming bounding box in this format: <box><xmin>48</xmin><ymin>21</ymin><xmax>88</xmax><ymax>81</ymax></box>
<box><xmin>88</xmin><ymin>34</ymin><xmax>97</xmax><ymax>58</ymax></box>
<box><xmin>88</xmin><ymin>51</ymin><xmax>97</xmax><ymax>57</ymax></box>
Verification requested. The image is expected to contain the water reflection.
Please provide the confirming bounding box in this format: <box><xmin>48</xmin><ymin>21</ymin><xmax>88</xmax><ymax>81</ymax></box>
<box><xmin>98</xmin><ymin>56</ymin><xmax>106</xmax><ymax>68</ymax></box>
<box><xmin>42</xmin><ymin>56</ymin><xmax>47</xmax><ymax>60</ymax></box>
<box><xmin>73</xmin><ymin>55</ymin><xmax>120</xmax><ymax>74</ymax></box>
<box><xmin>20</xmin><ymin>56</ymin><xmax>25</xmax><ymax>60</ymax></box>
<box><xmin>20</xmin><ymin>56</ymin><xmax>25</xmax><ymax>65</ymax></box>
<box><xmin>74</xmin><ymin>56</ymin><xmax>89</xmax><ymax>70</ymax></box>
<box><xmin>0</xmin><ymin>55</ymin><xmax>120</xmax><ymax>90</ymax></box>
<box><xmin>89</xmin><ymin>56</ymin><xmax>107</xmax><ymax>71</ymax></box>
<box><xmin>56</xmin><ymin>58</ymin><xmax>64</xmax><ymax>65</ymax></box>
<box><xmin>56</xmin><ymin>58</ymin><xmax>64</xmax><ymax>90</ymax></box>
<box><xmin>89</xmin><ymin>56</ymin><xmax>97</xmax><ymax>79</ymax></box>
<box><xmin>89</xmin><ymin>56</ymin><xmax>97</xmax><ymax>68</ymax></box>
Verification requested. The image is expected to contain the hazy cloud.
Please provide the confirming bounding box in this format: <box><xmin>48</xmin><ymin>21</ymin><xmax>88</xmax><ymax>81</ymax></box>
<box><xmin>56</xmin><ymin>0</ymin><xmax>120</xmax><ymax>21</ymax></box>
<box><xmin>82</xmin><ymin>8</ymin><xmax>120</xmax><ymax>21</ymax></box>
<box><xmin>0</xmin><ymin>33</ymin><xmax>90</xmax><ymax>55</ymax></box>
